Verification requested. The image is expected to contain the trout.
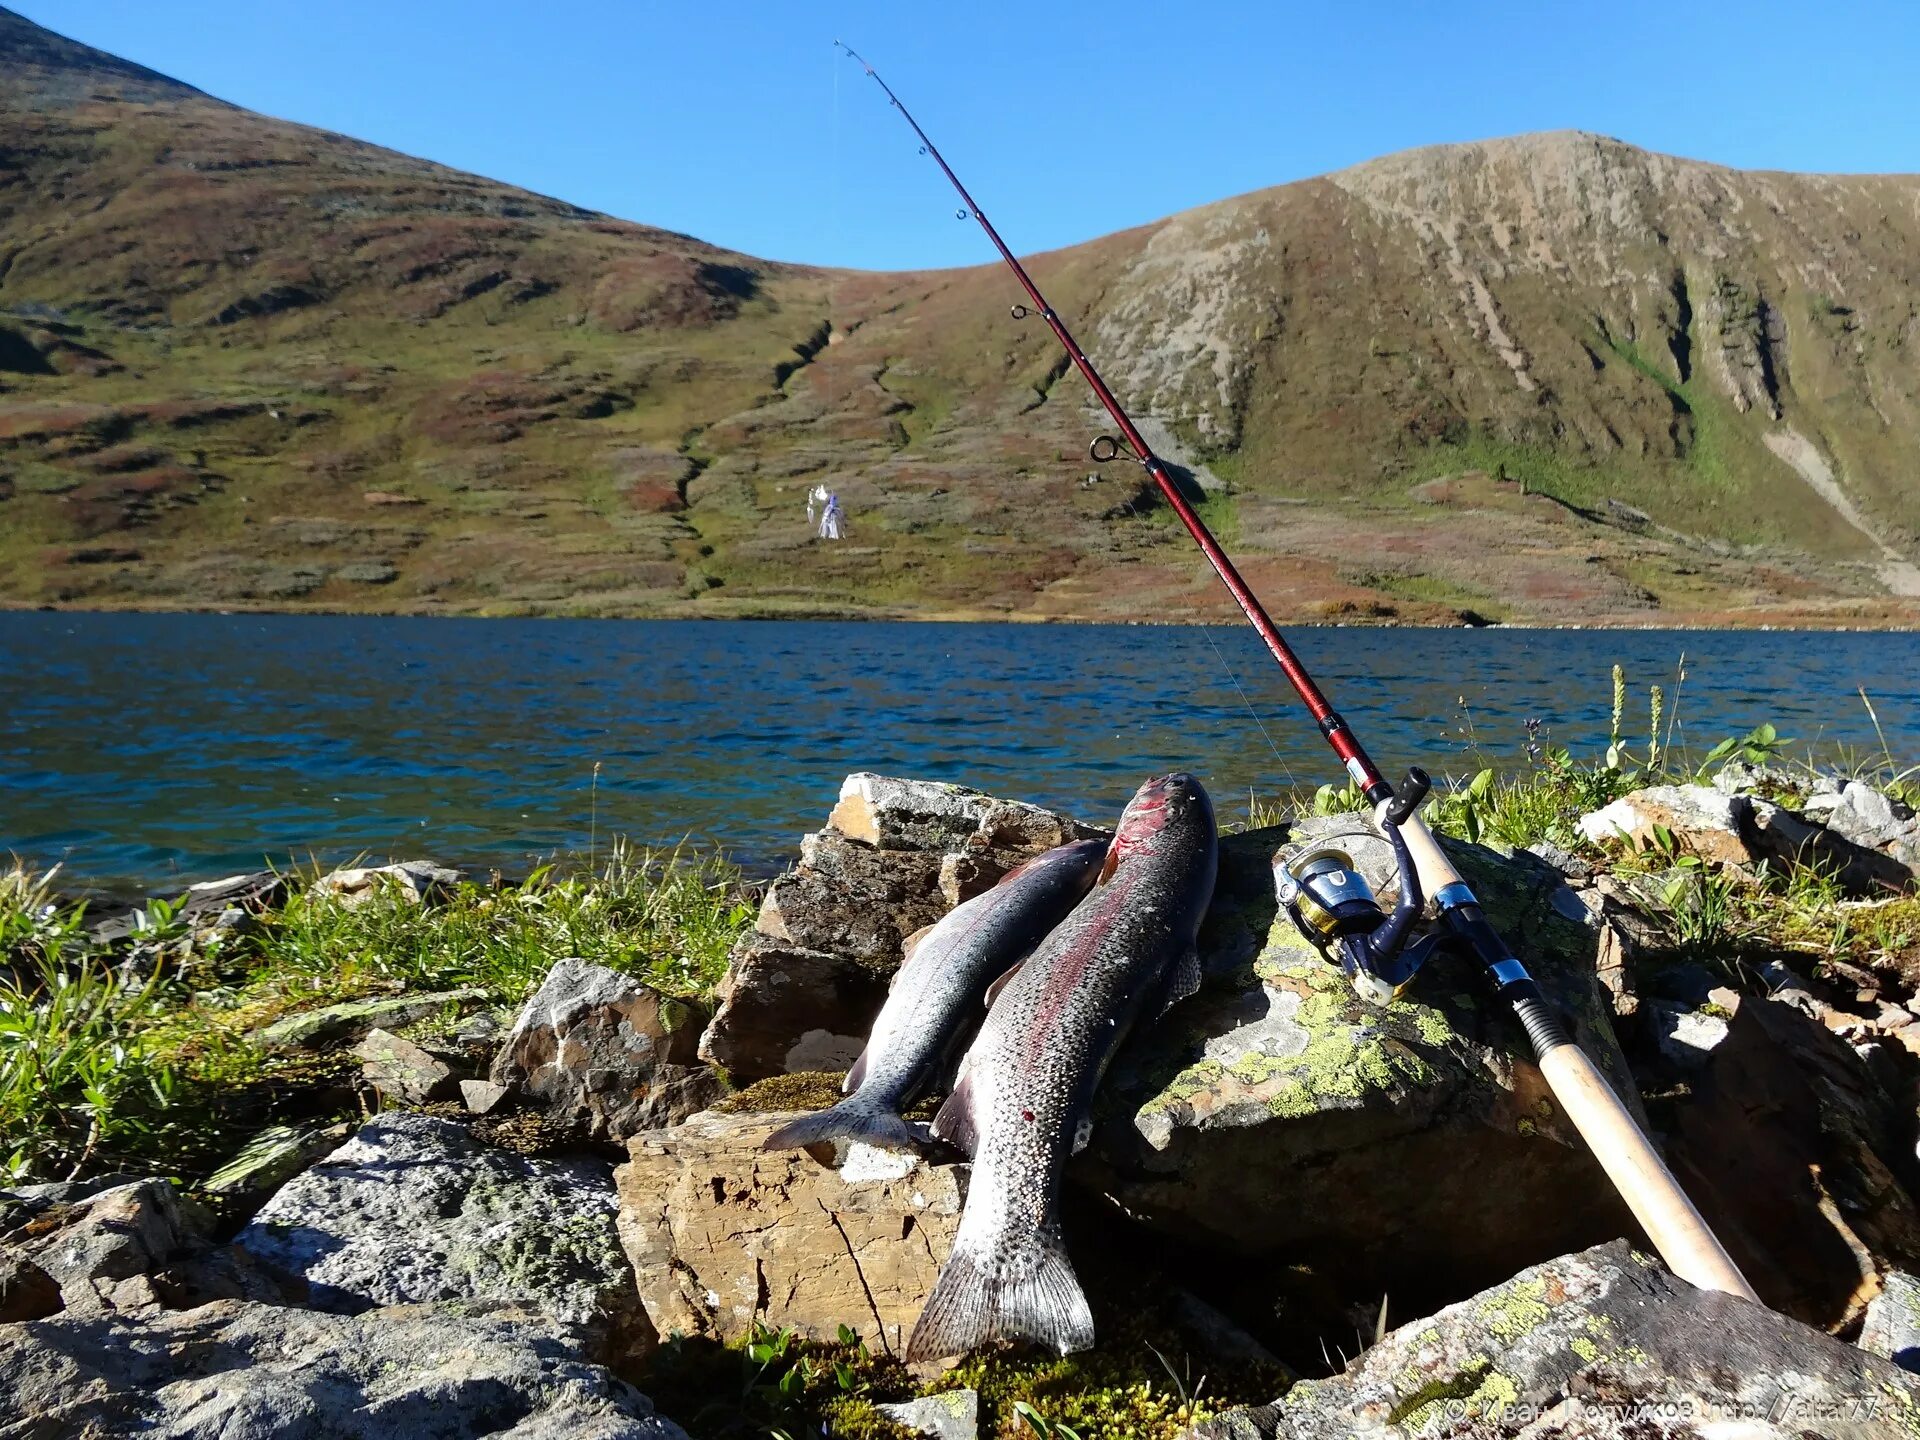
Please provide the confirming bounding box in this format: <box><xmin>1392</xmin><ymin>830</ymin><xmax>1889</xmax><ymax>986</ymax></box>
<box><xmin>907</xmin><ymin>773</ymin><xmax>1217</xmax><ymax>1362</ymax></box>
<box><xmin>762</xmin><ymin>838</ymin><xmax>1108</xmax><ymax>1152</ymax></box>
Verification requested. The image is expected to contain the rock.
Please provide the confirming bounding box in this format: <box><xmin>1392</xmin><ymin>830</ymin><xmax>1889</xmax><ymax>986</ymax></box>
<box><xmin>1746</xmin><ymin>797</ymin><xmax>1914</xmax><ymax>895</ymax></box>
<box><xmin>755</xmin><ymin>830</ymin><xmax>951</xmax><ymax>963</ymax></box>
<box><xmin>698</xmin><ymin>934</ymin><xmax>888</xmax><ymax>1082</ymax></box>
<box><xmin>828</xmin><ymin>772</ymin><xmax>1098</xmax><ymax>857</ymax></box>
<box><xmin>0</xmin><ymin>1298</ymin><xmax>689</xmax><ymax>1439</ymax></box>
<box><xmin>1664</xmin><ymin>996</ymin><xmax>1920</xmax><ymax>1329</ymax></box>
<box><xmin>615</xmin><ymin>1108</ymin><xmax>962</xmax><ymax>1355</ymax></box>
<box><xmin>1862</xmin><ymin>1270</ymin><xmax>1920</xmax><ymax>1374</ymax></box>
<box><xmin>9</xmin><ymin>1179</ymin><xmax>208</xmax><ymax>1316</ymax></box>
<box><xmin>1188</xmin><ymin>1239</ymin><xmax>1920</xmax><ymax>1439</ymax></box>
<box><xmin>236</xmin><ymin>1113</ymin><xmax>651</xmax><ymax>1365</ymax></box>
<box><xmin>1576</xmin><ymin>784</ymin><xmax>1755</xmax><ymax>863</ymax></box>
<box><xmin>462</xmin><ymin>1077</ymin><xmax>513</xmax><ymax>1114</ymax></box>
<box><xmin>0</xmin><ymin>1253</ymin><xmax>61</xmax><ymax>1322</ymax></box>
<box><xmin>249</xmin><ymin>985</ymin><xmax>489</xmax><ymax>1049</ymax></box>
<box><xmin>879</xmin><ymin>1389</ymin><xmax>979</xmax><ymax>1440</ymax></box>
<box><xmin>1642</xmin><ymin>997</ymin><xmax>1731</xmax><ymax>1072</ymax></box>
<box><xmin>1087</xmin><ymin>820</ymin><xmax>1641</xmax><ymax>1297</ymax></box>
<box><xmin>310</xmin><ymin>859</ymin><xmax>464</xmax><ymax>907</ymax></box>
<box><xmin>490</xmin><ymin>958</ymin><xmax>721</xmax><ymax>1139</ymax></box>
<box><xmin>354</xmin><ymin>1026</ymin><xmax>459</xmax><ymax>1103</ymax></box>
<box><xmin>87</xmin><ymin>869</ymin><xmax>285</xmax><ymax>948</ymax></box>
<box><xmin>203</xmin><ymin>1122</ymin><xmax>353</xmax><ymax>1197</ymax></box>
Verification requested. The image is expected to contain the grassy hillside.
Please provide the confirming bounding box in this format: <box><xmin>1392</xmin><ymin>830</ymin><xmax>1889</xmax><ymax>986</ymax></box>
<box><xmin>3</xmin><ymin>8</ymin><xmax>1917</xmax><ymax>625</ymax></box>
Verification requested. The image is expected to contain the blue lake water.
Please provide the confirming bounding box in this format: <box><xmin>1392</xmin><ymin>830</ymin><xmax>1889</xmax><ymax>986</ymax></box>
<box><xmin>2</xmin><ymin>613</ymin><xmax>1916</xmax><ymax>895</ymax></box>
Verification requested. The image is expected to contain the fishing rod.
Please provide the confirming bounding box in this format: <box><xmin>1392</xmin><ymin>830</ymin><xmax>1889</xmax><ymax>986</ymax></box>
<box><xmin>836</xmin><ymin>42</ymin><xmax>1757</xmax><ymax>1304</ymax></box>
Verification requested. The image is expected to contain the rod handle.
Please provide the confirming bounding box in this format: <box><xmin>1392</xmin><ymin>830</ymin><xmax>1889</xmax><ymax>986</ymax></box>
<box><xmin>1391</xmin><ymin>812</ymin><xmax>1465</xmax><ymax>892</ymax></box>
<box><xmin>1538</xmin><ymin>1044</ymin><xmax>1758</xmax><ymax>1300</ymax></box>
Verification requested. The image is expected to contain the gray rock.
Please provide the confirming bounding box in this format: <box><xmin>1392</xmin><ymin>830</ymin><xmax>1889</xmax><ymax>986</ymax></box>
<box><xmin>1862</xmin><ymin>1270</ymin><xmax>1920</xmax><ymax>1374</ymax></box>
<box><xmin>249</xmin><ymin>986</ymin><xmax>489</xmax><ymax>1049</ymax></box>
<box><xmin>491</xmin><ymin>958</ymin><xmax>720</xmax><ymax>1139</ymax></box>
<box><xmin>1643</xmin><ymin>997</ymin><xmax>1731</xmax><ymax>1071</ymax></box>
<box><xmin>203</xmin><ymin>1122</ymin><xmax>353</xmax><ymax>1198</ymax></box>
<box><xmin>698</xmin><ymin>933</ymin><xmax>887</xmax><ymax>1083</ymax></box>
<box><xmin>236</xmin><ymin>1113</ymin><xmax>651</xmax><ymax>1364</ymax></box>
<box><xmin>0</xmin><ymin>1253</ymin><xmax>60</xmax><ymax>1322</ymax></box>
<box><xmin>0</xmin><ymin>1298</ymin><xmax>689</xmax><ymax>1439</ymax></box>
<box><xmin>878</xmin><ymin>1389</ymin><xmax>979</xmax><ymax>1440</ymax></box>
<box><xmin>310</xmin><ymin>859</ymin><xmax>464</xmax><ymax>907</ymax></box>
<box><xmin>827</xmin><ymin>772</ymin><xmax>1098</xmax><ymax>856</ymax></box>
<box><xmin>354</xmin><ymin>1026</ymin><xmax>459</xmax><ymax>1103</ymax></box>
<box><xmin>14</xmin><ymin>1178</ymin><xmax>206</xmax><ymax>1316</ymax></box>
<box><xmin>1087</xmin><ymin>821</ymin><xmax>1642</xmax><ymax>1295</ymax></box>
<box><xmin>462</xmin><ymin>1078</ymin><xmax>513</xmax><ymax>1114</ymax></box>
<box><xmin>1576</xmin><ymin>784</ymin><xmax>1754</xmax><ymax>861</ymax></box>
<box><xmin>1188</xmin><ymin>1240</ymin><xmax>1920</xmax><ymax>1439</ymax></box>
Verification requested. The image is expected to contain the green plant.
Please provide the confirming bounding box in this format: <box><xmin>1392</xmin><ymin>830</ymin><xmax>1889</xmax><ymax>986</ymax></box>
<box><xmin>1695</xmin><ymin>723</ymin><xmax>1793</xmax><ymax>777</ymax></box>
<box><xmin>1014</xmin><ymin>1400</ymin><xmax>1087</xmax><ymax>1440</ymax></box>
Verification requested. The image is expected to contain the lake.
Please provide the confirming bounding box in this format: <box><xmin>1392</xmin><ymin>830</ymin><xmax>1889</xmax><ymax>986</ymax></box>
<box><xmin>3</xmin><ymin>613</ymin><xmax>1916</xmax><ymax>895</ymax></box>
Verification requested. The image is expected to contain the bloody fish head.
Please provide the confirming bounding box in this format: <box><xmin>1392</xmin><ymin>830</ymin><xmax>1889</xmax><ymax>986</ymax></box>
<box><xmin>1101</xmin><ymin>772</ymin><xmax>1210</xmax><ymax>879</ymax></box>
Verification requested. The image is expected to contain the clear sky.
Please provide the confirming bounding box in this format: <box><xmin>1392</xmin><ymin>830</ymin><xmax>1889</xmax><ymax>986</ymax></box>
<box><xmin>20</xmin><ymin>1</ymin><xmax>1920</xmax><ymax>271</ymax></box>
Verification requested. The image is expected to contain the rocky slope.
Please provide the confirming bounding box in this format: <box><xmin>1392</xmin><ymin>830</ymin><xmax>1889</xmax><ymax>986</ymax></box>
<box><xmin>3</xmin><ymin>8</ymin><xmax>1918</xmax><ymax>624</ymax></box>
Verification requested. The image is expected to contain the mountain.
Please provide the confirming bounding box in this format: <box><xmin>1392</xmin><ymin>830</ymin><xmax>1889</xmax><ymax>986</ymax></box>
<box><xmin>3</xmin><ymin>7</ymin><xmax>1918</xmax><ymax>626</ymax></box>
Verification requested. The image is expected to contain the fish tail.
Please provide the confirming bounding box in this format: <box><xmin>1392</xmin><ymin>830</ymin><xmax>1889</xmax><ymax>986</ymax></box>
<box><xmin>905</xmin><ymin>1216</ymin><xmax>1093</xmax><ymax>1362</ymax></box>
<box><xmin>760</xmin><ymin>1097</ymin><xmax>921</xmax><ymax>1152</ymax></box>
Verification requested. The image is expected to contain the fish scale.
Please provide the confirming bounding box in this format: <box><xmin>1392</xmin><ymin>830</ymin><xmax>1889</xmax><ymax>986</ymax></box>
<box><xmin>908</xmin><ymin>773</ymin><xmax>1218</xmax><ymax>1362</ymax></box>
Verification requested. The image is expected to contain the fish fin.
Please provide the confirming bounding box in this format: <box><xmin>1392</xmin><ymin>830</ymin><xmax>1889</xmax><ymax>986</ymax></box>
<box><xmin>982</xmin><ymin>960</ymin><xmax>1024</xmax><ymax>1011</ymax></box>
<box><xmin>1158</xmin><ymin>945</ymin><xmax>1203</xmax><ymax>1017</ymax></box>
<box><xmin>761</xmin><ymin>1099</ymin><xmax>920</xmax><ymax>1153</ymax></box>
<box><xmin>905</xmin><ymin>1216</ymin><xmax>1094</xmax><ymax>1362</ymax></box>
<box><xmin>841</xmin><ymin>1046</ymin><xmax>870</xmax><ymax>1095</ymax></box>
<box><xmin>1072</xmin><ymin>1113</ymin><xmax>1093</xmax><ymax>1155</ymax></box>
<box><xmin>930</xmin><ymin>1072</ymin><xmax>981</xmax><ymax>1157</ymax></box>
<box><xmin>1097</xmin><ymin>843</ymin><xmax>1121</xmax><ymax>884</ymax></box>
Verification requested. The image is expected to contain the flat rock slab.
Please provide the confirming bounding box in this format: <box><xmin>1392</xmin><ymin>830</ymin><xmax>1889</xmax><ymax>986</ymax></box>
<box><xmin>203</xmin><ymin>1123</ymin><xmax>354</xmax><ymax>1198</ymax></box>
<box><xmin>250</xmin><ymin>987</ymin><xmax>488</xmax><ymax>1049</ymax></box>
<box><xmin>1862</xmin><ymin>1270</ymin><xmax>1920</xmax><ymax>1374</ymax></box>
<box><xmin>491</xmin><ymin>957</ymin><xmax>719</xmax><ymax>1139</ymax></box>
<box><xmin>1187</xmin><ymin>1240</ymin><xmax>1920</xmax><ymax>1439</ymax></box>
<box><xmin>615</xmin><ymin>1108</ymin><xmax>962</xmax><ymax>1356</ymax></box>
<box><xmin>354</xmin><ymin>1026</ymin><xmax>458</xmax><ymax>1103</ymax></box>
<box><xmin>311</xmin><ymin>859</ymin><xmax>464</xmax><ymax>907</ymax></box>
<box><xmin>1089</xmin><ymin>820</ymin><xmax>1640</xmax><ymax>1296</ymax></box>
<box><xmin>0</xmin><ymin>1298</ymin><xmax>689</xmax><ymax>1440</ymax></box>
<box><xmin>236</xmin><ymin>1113</ymin><xmax>644</xmax><ymax>1358</ymax></box>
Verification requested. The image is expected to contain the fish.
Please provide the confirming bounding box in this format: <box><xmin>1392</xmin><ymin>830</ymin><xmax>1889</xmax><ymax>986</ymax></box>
<box><xmin>761</xmin><ymin>838</ymin><xmax>1109</xmax><ymax>1153</ymax></box>
<box><xmin>906</xmin><ymin>772</ymin><xmax>1218</xmax><ymax>1363</ymax></box>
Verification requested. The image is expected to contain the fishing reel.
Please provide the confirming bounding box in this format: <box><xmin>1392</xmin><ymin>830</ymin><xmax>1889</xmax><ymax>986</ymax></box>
<box><xmin>1274</xmin><ymin>768</ymin><xmax>1437</xmax><ymax>1005</ymax></box>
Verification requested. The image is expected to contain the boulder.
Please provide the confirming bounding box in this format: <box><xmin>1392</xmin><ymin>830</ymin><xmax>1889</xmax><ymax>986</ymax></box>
<box><xmin>614</xmin><ymin>1108</ymin><xmax>962</xmax><ymax>1355</ymax></box>
<box><xmin>1576</xmin><ymin>784</ymin><xmax>1754</xmax><ymax>863</ymax></box>
<box><xmin>879</xmin><ymin>1389</ymin><xmax>979</xmax><ymax>1440</ymax></box>
<box><xmin>699</xmin><ymin>934</ymin><xmax>888</xmax><ymax>1081</ymax></box>
<box><xmin>1663</xmin><ymin>995</ymin><xmax>1920</xmax><ymax>1329</ymax></box>
<box><xmin>236</xmin><ymin>1113</ymin><xmax>650</xmax><ymax>1365</ymax></box>
<box><xmin>0</xmin><ymin>1298</ymin><xmax>689</xmax><ymax>1439</ymax></box>
<box><xmin>462</xmin><ymin>1078</ymin><xmax>513</xmax><ymax>1114</ymax></box>
<box><xmin>249</xmin><ymin>986</ymin><xmax>489</xmax><ymax>1049</ymax></box>
<box><xmin>1188</xmin><ymin>1240</ymin><xmax>1920</xmax><ymax>1439</ymax></box>
<box><xmin>490</xmin><ymin>958</ymin><xmax>721</xmax><ymax>1139</ymax></box>
<box><xmin>10</xmin><ymin>1178</ymin><xmax>206</xmax><ymax>1316</ymax></box>
<box><xmin>0</xmin><ymin>1253</ymin><xmax>60</xmax><ymax>1323</ymax></box>
<box><xmin>699</xmin><ymin>775</ymin><xmax>1094</xmax><ymax>1083</ymax></box>
<box><xmin>1086</xmin><ymin>820</ymin><xmax>1641</xmax><ymax>1298</ymax></box>
<box><xmin>310</xmin><ymin>859</ymin><xmax>464</xmax><ymax>907</ymax></box>
<box><xmin>353</xmin><ymin>1026</ymin><xmax>459</xmax><ymax>1103</ymax></box>
<box><xmin>1861</xmin><ymin>1270</ymin><xmax>1920</xmax><ymax>1374</ymax></box>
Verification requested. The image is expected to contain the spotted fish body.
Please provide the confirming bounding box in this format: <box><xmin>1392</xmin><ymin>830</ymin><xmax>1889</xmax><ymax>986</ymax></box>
<box><xmin>762</xmin><ymin>839</ymin><xmax>1108</xmax><ymax>1153</ymax></box>
<box><xmin>907</xmin><ymin>773</ymin><xmax>1218</xmax><ymax>1362</ymax></box>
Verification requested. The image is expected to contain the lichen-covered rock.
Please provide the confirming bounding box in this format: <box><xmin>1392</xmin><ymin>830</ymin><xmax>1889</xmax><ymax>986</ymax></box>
<box><xmin>353</xmin><ymin>1026</ymin><xmax>459</xmax><ymax>1103</ymax></box>
<box><xmin>699</xmin><ymin>933</ymin><xmax>890</xmax><ymax>1082</ymax></box>
<box><xmin>615</xmin><ymin>1108</ymin><xmax>961</xmax><ymax>1356</ymax></box>
<box><xmin>1186</xmin><ymin>1240</ymin><xmax>1920</xmax><ymax>1439</ymax></box>
<box><xmin>249</xmin><ymin>986</ymin><xmax>488</xmax><ymax>1048</ymax></box>
<box><xmin>491</xmin><ymin>958</ymin><xmax>721</xmax><ymax>1139</ymax></box>
<box><xmin>203</xmin><ymin>1121</ymin><xmax>354</xmax><ymax>1198</ymax></box>
<box><xmin>236</xmin><ymin>1113</ymin><xmax>650</xmax><ymax>1364</ymax></box>
<box><xmin>12</xmin><ymin>1178</ymin><xmax>206</xmax><ymax>1316</ymax></box>
<box><xmin>828</xmin><ymin>773</ymin><xmax>1099</xmax><ymax>858</ymax></box>
<box><xmin>1665</xmin><ymin>995</ymin><xmax>1920</xmax><ymax>1329</ymax></box>
<box><xmin>879</xmin><ymin>1389</ymin><xmax>979</xmax><ymax>1440</ymax></box>
<box><xmin>310</xmin><ymin>858</ymin><xmax>464</xmax><ymax>906</ymax></box>
<box><xmin>1862</xmin><ymin>1270</ymin><xmax>1920</xmax><ymax>1374</ymax></box>
<box><xmin>0</xmin><ymin>1298</ymin><xmax>689</xmax><ymax>1440</ymax></box>
<box><xmin>1087</xmin><ymin>820</ymin><xmax>1640</xmax><ymax>1296</ymax></box>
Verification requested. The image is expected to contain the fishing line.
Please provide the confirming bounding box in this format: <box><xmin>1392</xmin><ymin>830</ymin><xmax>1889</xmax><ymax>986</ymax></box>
<box><xmin>1195</xmin><ymin>622</ymin><xmax>1295</xmax><ymax>790</ymax></box>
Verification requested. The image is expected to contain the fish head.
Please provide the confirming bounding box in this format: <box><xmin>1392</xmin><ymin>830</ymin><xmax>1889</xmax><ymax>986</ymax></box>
<box><xmin>1101</xmin><ymin>772</ymin><xmax>1213</xmax><ymax>879</ymax></box>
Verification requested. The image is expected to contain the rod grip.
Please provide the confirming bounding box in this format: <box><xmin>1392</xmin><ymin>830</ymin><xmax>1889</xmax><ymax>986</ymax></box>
<box><xmin>1387</xmin><ymin>812</ymin><xmax>1465</xmax><ymax>894</ymax></box>
<box><xmin>1538</xmin><ymin>1044</ymin><xmax>1759</xmax><ymax>1301</ymax></box>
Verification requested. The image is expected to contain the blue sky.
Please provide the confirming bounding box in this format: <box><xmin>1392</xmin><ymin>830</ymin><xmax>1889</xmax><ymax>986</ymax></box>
<box><xmin>22</xmin><ymin>2</ymin><xmax>1919</xmax><ymax>271</ymax></box>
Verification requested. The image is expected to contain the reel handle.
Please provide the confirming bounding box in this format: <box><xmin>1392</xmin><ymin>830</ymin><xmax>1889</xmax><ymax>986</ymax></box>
<box><xmin>1383</xmin><ymin>767</ymin><xmax>1430</xmax><ymax>828</ymax></box>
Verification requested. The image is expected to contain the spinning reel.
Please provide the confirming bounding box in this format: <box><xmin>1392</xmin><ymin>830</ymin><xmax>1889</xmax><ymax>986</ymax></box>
<box><xmin>1274</xmin><ymin>768</ymin><xmax>1438</xmax><ymax>1005</ymax></box>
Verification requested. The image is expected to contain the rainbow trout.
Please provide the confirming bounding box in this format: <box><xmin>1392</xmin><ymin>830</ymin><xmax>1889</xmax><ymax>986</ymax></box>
<box><xmin>907</xmin><ymin>773</ymin><xmax>1217</xmax><ymax>1362</ymax></box>
<box><xmin>762</xmin><ymin>838</ymin><xmax>1108</xmax><ymax>1152</ymax></box>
